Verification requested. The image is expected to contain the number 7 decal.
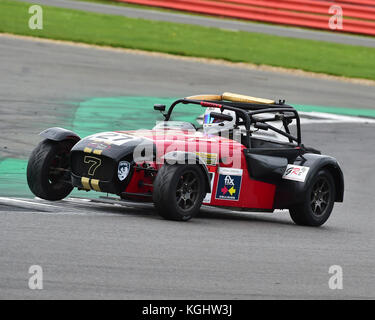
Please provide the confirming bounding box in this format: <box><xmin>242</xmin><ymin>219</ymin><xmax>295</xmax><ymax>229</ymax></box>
<box><xmin>84</xmin><ymin>156</ymin><xmax>102</xmax><ymax>176</ymax></box>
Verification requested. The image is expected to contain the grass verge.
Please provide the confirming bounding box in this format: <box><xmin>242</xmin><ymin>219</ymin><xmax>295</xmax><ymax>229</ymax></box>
<box><xmin>1</xmin><ymin>0</ymin><xmax>375</xmax><ymax>80</ymax></box>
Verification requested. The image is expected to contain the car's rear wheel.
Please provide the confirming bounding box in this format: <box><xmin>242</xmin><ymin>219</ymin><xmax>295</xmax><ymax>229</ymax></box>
<box><xmin>289</xmin><ymin>169</ymin><xmax>335</xmax><ymax>227</ymax></box>
<box><xmin>27</xmin><ymin>139</ymin><xmax>75</xmax><ymax>201</ymax></box>
<box><xmin>153</xmin><ymin>164</ymin><xmax>206</xmax><ymax>221</ymax></box>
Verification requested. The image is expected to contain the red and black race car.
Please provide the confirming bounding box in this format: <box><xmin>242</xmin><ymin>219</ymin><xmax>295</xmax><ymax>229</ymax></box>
<box><xmin>27</xmin><ymin>93</ymin><xmax>344</xmax><ymax>226</ymax></box>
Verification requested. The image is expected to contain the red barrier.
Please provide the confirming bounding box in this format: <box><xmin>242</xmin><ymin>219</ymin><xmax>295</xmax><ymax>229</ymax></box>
<box><xmin>118</xmin><ymin>0</ymin><xmax>375</xmax><ymax>36</ymax></box>
<box><xmin>335</xmin><ymin>0</ymin><xmax>375</xmax><ymax>6</ymax></box>
<box><xmin>218</xmin><ymin>0</ymin><xmax>375</xmax><ymax>20</ymax></box>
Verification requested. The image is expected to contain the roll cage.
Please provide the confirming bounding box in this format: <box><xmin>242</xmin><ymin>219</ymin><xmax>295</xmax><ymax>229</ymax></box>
<box><xmin>154</xmin><ymin>92</ymin><xmax>302</xmax><ymax>148</ymax></box>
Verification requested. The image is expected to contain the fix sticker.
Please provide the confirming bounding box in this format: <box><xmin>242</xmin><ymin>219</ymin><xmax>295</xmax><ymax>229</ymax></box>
<box><xmin>215</xmin><ymin>168</ymin><xmax>243</xmax><ymax>201</ymax></box>
<box><xmin>203</xmin><ymin>172</ymin><xmax>215</xmax><ymax>204</ymax></box>
<box><xmin>282</xmin><ymin>165</ymin><xmax>310</xmax><ymax>182</ymax></box>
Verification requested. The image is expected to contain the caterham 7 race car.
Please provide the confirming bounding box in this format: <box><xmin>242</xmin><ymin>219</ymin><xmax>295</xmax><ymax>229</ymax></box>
<box><xmin>27</xmin><ymin>92</ymin><xmax>344</xmax><ymax>226</ymax></box>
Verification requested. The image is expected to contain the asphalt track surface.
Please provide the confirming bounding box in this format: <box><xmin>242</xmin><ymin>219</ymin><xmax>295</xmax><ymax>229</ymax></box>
<box><xmin>14</xmin><ymin>0</ymin><xmax>375</xmax><ymax>48</ymax></box>
<box><xmin>0</xmin><ymin>35</ymin><xmax>375</xmax><ymax>299</ymax></box>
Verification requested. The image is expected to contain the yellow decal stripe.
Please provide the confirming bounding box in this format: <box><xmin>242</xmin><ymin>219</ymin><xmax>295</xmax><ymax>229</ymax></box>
<box><xmin>90</xmin><ymin>179</ymin><xmax>101</xmax><ymax>192</ymax></box>
<box><xmin>81</xmin><ymin>177</ymin><xmax>91</xmax><ymax>190</ymax></box>
<box><xmin>93</xmin><ymin>149</ymin><xmax>103</xmax><ymax>155</ymax></box>
<box><xmin>84</xmin><ymin>147</ymin><xmax>92</xmax><ymax>154</ymax></box>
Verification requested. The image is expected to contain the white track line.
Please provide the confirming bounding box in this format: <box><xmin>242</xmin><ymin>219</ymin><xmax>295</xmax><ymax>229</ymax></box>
<box><xmin>0</xmin><ymin>197</ymin><xmax>60</xmax><ymax>212</ymax></box>
<box><xmin>299</xmin><ymin>112</ymin><xmax>375</xmax><ymax>124</ymax></box>
<box><xmin>0</xmin><ymin>197</ymin><xmax>129</xmax><ymax>217</ymax></box>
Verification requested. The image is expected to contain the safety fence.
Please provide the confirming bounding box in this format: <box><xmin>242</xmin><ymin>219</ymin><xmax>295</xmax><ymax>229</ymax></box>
<box><xmin>117</xmin><ymin>0</ymin><xmax>375</xmax><ymax>36</ymax></box>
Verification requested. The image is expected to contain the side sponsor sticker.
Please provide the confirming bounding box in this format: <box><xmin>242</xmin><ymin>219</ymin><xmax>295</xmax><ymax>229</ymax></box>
<box><xmin>215</xmin><ymin>168</ymin><xmax>243</xmax><ymax>201</ymax></box>
<box><xmin>118</xmin><ymin>161</ymin><xmax>131</xmax><ymax>181</ymax></box>
<box><xmin>282</xmin><ymin>165</ymin><xmax>310</xmax><ymax>182</ymax></box>
<box><xmin>196</xmin><ymin>152</ymin><xmax>218</xmax><ymax>166</ymax></box>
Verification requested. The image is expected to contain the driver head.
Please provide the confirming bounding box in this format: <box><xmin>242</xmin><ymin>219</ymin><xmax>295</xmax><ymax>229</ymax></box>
<box><xmin>203</xmin><ymin>107</ymin><xmax>236</xmax><ymax>136</ymax></box>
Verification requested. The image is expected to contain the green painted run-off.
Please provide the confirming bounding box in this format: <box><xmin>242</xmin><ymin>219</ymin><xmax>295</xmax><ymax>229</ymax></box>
<box><xmin>1</xmin><ymin>96</ymin><xmax>374</xmax><ymax>198</ymax></box>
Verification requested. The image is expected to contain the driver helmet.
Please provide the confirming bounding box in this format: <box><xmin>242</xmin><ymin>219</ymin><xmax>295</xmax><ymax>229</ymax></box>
<box><xmin>203</xmin><ymin>107</ymin><xmax>236</xmax><ymax>136</ymax></box>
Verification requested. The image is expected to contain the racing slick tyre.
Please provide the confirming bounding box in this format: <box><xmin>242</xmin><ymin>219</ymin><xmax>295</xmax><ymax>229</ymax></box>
<box><xmin>289</xmin><ymin>169</ymin><xmax>336</xmax><ymax>227</ymax></box>
<box><xmin>27</xmin><ymin>139</ymin><xmax>75</xmax><ymax>201</ymax></box>
<box><xmin>153</xmin><ymin>164</ymin><xmax>206</xmax><ymax>221</ymax></box>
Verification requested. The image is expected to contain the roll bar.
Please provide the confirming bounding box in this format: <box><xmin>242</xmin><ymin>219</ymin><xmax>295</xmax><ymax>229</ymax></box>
<box><xmin>160</xmin><ymin>98</ymin><xmax>302</xmax><ymax>147</ymax></box>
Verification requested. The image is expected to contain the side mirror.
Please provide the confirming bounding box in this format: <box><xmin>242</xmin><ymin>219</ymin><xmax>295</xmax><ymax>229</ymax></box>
<box><xmin>154</xmin><ymin>104</ymin><xmax>166</xmax><ymax>112</ymax></box>
<box><xmin>210</xmin><ymin>112</ymin><xmax>233</xmax><ymax>122</ymax></box>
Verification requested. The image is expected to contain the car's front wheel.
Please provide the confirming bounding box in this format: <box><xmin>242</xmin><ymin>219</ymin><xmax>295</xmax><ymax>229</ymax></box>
<box><xmin>289</xmin><ymin>169</ymin><xmax>336</xmax><ymax>227</ymax></box>
<box><xmin>27</xmin><ymin>139</ymin><xmax>75</xmax><ymax>201</ymax></box>
<box><xmin>153</xmin><ymin>164</ymin><xmax>206</xmax><ymax>221</ymax></box>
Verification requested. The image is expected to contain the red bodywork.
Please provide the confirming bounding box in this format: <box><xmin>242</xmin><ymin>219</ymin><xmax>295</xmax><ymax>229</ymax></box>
<box><xmin>119</xmin><ymin>128</ymin><xmax>276</xmax><ymax>211</ymax></box>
